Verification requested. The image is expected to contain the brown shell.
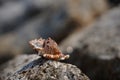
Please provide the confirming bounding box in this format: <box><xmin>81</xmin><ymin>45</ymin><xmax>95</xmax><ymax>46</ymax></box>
<box><xmin>29</xmin><ymin>37</ymin><xmax>69</xmax><ymax>60</ymax></box>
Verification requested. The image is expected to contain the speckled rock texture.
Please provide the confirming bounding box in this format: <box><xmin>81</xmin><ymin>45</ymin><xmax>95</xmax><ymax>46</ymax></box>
<box><xmin>0</xmin><ymin>54</ymin><xmax>90</xmax><ymax>80</ymax></box>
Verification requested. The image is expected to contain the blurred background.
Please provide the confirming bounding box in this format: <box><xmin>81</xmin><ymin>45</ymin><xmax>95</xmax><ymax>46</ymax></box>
<box><xmin>0</xmin><ymin>0</ymin><xmax>120</xmax><ymax>80</ymax></box>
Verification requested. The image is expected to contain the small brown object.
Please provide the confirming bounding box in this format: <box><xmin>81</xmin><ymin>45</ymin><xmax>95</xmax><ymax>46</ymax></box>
<box><xmin>29</xmin><ymin>37</ymin><xmax>69</xmax><ymax>60</ymax></box>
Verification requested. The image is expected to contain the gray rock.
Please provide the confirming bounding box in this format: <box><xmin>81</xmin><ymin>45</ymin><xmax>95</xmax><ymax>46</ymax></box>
<box><xmin>60</xmin><ymin>6</ymin><xmax>120</xmax><ymax>60</ymax></box>
<box><xmin>0</xmin><ymin>54</ymin><xmax>90</xmax><ymax>80</ymax></box>
<box><xmin>60</xmin><ymin>6</ymin><xmax>120</xmax><ymax>80</ymax></box>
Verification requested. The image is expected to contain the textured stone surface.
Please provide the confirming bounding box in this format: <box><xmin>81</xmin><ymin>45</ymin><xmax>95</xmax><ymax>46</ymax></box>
<box><xmin>0</xmin><ymin>54</ymin><xmax>90</xmax><ymax>80</ymax></box>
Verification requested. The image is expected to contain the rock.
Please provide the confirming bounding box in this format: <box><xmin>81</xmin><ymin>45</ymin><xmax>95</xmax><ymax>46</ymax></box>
<box><xmin>60</xmin><ymin>6</ymin><xmax>120</xmax><ymax>80</ymax></box>
<box><xmin>60</xmin><ymin>6</ymin><xmax>120</xmax><ymax>59</ymax></box>
<box><xmin>0</xmin><ymin>54</ymin><xmax>90</xmax><ymax>80</ymax></box>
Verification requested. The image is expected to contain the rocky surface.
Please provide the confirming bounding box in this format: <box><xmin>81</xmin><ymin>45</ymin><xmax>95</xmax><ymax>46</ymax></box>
<box><xmin>60</xmin><ymin>6</ymin><xmax>120</xmax><ymax>80</ymax></box>
<box><xmin>0</xmin><ymin>54</ymin><xmax>90</xmax><ymax>80</ymax></box>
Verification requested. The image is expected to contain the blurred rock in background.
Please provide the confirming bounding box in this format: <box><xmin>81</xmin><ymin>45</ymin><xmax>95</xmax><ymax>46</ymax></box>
<box><xmin>60</xmin><ymin>6</ymin><xmax>120</xmax><ymax>80</ymax></box>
